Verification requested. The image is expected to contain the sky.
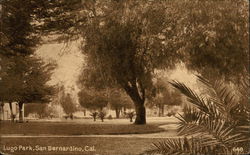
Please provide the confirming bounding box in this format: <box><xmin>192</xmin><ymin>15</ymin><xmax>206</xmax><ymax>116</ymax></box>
<box><xmin>36</xmin><ymin>43</ymin><xmax>198</xmax><ymax>102</ymax></box>
<box><xmin>36</xmin><ymin>42</ymin><xmax>84</xmax><ymax>102</ymax></box>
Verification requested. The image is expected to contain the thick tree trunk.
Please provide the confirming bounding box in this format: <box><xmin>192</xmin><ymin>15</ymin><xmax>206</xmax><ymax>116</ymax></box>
<box><xmin>134</xmin><ymin>101</ymin><xmax>146</xmax><ymax>125</ymax></box>
<box><xmin>18</xmin><ymin>102</ymin><xmax>24</xmax><ymax>123</ymax></box>
<box><xmin>122</xmin><ymin>80</ymin><xmax>146</xmax><ymax>124</ymax></box>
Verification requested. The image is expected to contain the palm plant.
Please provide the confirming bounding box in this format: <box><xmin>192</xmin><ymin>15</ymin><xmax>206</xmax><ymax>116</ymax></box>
<box><xmin>98</xmin><ymin>111</ymin><xmax>106</xmax><ymax>122</ymax></box>
<box><xmin>90</xmin><ymin>112</ymin><xmax>98</xmax><ymax>121</ymax></box>
<box><xmin>144</xmin><ymin>76</ymin><xmax>249</xmax><ymax>155</ymax></box>
<box><xmin>125</xmin><ymin>111</ymin><xmax>135</xmax><ymax>122</ymax></box>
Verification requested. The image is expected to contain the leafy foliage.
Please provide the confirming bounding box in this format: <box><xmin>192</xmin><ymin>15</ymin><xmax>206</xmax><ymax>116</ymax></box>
<box><xmin>0</xmin><ymin>55</ymin><xmax>55</xmax><ymax>103</ymax></box>
<box><xmin>24</xmin><ymin>103</ymin><xmax>48</xmax><ymax>118</ymax></box>
<box><xmin>0</xmin><ymin>0</ymin><xmax>42</xmax><ymax>56</ymax></box>
<box><xmin>148</xmin><ymin>78</ymin><xmax>182</xmax><ymax>116</ymax></box>
<box><xmin>60</xmin><ymin>93</ymin><xmax>77</xmax><ymax>116</ymax></box>
<box><xmin>170</xmin><ymin>0</ymin><xmax>249</xmax><ymax>81</ymax></box>
<box><xmin>78</xmin><ymin>89</ymin><xmax>108</xmax><ymax>111</ymax></box>
<box><xmin>108</xmin><ymin>89</ymin><xmax>133</xmax><ymax>118</ymax></box>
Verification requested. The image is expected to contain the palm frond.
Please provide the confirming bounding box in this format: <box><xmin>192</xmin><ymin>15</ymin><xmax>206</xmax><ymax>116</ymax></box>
<box><xmin>196</xmin><ymin>75</ymin><xmax>242</xmax><ymax>123</ymax></box>
<box><xmin>143</xmin><ymin>138</ymin><xmax>194</xmax><ymax>155</ymax></box>
<box><xmin>174</xmin><ymin>106</ymin><xmax>248</xmax><ymax>153</ymax></box>
<box><xmin>170</xmin><ymin>81</ymin><xmax>210</xmax><ymax>115</ymax></box>
<box><xmin>143</xmin><ymin>137</ymin><xmax>226</xmax><ymax>155</ymax></box>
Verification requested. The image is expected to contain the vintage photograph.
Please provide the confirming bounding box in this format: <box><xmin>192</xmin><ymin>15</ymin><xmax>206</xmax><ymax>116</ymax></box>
<box><xmin>0</xmin><ymin>0</ymin><xmax>249</xmax><ymax>155</ymax></box>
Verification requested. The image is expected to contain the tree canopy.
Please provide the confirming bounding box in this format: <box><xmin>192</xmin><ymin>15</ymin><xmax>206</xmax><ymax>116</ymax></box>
<box><xmin>0</xmin><ymin>55</ymin><xmax>55</xmax><ymax>122</ymax></box>
<box><xmin>60</xmin><ymin>93</ymin><xmax>77</xmax><ymax>116</ymax></box>
<box><xmin>108</xmin><ymin>89</ymin><xmax>133</xmax><ymax>118</ymax></box>
<box><xmin>78</xmin><ymin>89</ymin><xmax>108</xmax><ymax>111</ymax></box>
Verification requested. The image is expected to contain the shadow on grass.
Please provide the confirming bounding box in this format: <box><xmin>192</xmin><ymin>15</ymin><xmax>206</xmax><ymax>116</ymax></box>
<box><xmin>0</xmin><ymin>121</ymin><xmax>166</xmax><ymax>135</ymax></box>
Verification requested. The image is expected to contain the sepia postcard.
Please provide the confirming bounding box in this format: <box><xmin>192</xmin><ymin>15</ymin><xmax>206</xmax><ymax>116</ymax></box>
<box><xmin>0</xmin><ymin>0</ymin><xmax>249</xmax><ymax>155</ymax></box>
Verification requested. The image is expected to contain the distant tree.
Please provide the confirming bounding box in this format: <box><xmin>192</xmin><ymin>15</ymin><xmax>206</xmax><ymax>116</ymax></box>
<box><xmin>24</xmin><ymin>103</ymin><xmax>48</xmax><ymax>118</ymax></box>
<box><xmin>149</xmin><ymin>78</ymin><xmax>182</xmax><ymax>116</ymax></box>
<box><xmin>60</xmin><ymin>93</ymin><xmax>77</xmax><ymax>118</ymax></box>
<box><xmin>109</xmin><ymin>89</ymin><xmax>133</xmax><ymax>118</ymax></box>
<box><xmin>78</xmin><ymin>90</ymin><xmax>108</xmax><ymax>111</ymax></box>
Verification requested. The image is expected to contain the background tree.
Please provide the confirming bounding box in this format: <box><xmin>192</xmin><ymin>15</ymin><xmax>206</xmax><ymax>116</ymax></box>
<box><xmin>60</xmin><ymin>93</ymin><xmax>77</xmax><ymax>118</ymax></box>
<box><xmin>0</xmin><ymin>55</ymin><xmax>55</xmax><ymax>122</ymax></box>
<box><xmin>108</xmin><ymin>89</ymin><xmax>133</xmax><ymax>118</ymax></box>
<box><xmin>78</xmin><ymin>89</ymin><xmax>108</xmax><ymax>112</ymax></box>
<box><xmin>149</xmin><ymin>78</ymin><xmax>182</xmax><ymax>116</ymax></box>
<box><xmin>24</xmin><ymin>103</ymin><xmax>48</xmax><ymax>118</ymax></box>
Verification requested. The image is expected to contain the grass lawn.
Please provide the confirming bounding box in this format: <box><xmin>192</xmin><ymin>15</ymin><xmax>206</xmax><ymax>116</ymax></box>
<box><xmin>0</xmin><ymin>122</ymin><xmax>165</xmax><ymax>135</ymax></box>
<box><xmin>0</xmin><ymin>137</ymin><xmax>165</xmax><ymax>155</ymax></box>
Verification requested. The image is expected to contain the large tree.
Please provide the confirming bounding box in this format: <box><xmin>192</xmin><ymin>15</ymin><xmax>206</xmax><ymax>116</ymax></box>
<box><xmin>80</xmin><ymin>1</ymin><xmax>179</xmax><ymax>124</ymax></box>
<box><xmin>76</xmin><ymin>0</ymin><xmax>248</xmax><ymax>124</ymax></box>
<box><xmin>0</xmin><ymin>55</ymin><xmax>55</xmax><ymax>122</ymax></box>
<box><xmin>0</xmin><ymin>0</ymin><xmax>57</xmax><ymax>122</ymax></box>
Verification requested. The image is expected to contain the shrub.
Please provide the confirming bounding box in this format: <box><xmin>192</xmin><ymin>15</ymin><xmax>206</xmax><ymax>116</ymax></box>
<box><xmin>90</xmin><ymin>112</ymin><xmax>98</xmax><ymax>121</ymax></box>
<box><xmin>125</xmin><ymin>111</ymin><xmax>135</xmax><ymax>122</ymax></box>
<box><xmin>107</xmin><ymin>115</ymin><xmax>113</xmax><ymax>120</ymax></box>
<box><xmin>98</xmin><ymin>111</ymin><xmax>106</xmax><ymax>122</ymax></box>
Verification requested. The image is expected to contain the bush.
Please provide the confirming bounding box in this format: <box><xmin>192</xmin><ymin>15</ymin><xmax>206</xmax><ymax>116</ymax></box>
<box><xmin>90</xmin><ymin>112</ymin><xmax>98</xmax><ymax>121</ymax></box>
<box><xmin>107</xmin><ymin>115</ymin><xmax>113</xmax><ymax>120</ymax></box>
<box><xmin>125</xmin><ymin>111</ymin><xmax>135</xmax><ymax>122</ymax></box>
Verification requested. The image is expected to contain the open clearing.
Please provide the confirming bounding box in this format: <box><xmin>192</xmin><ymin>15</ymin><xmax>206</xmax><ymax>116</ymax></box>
<box><xmin>0</xmin><ymin>117</ymin><xmax>179</xmax><ymax>155</ymax></box>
